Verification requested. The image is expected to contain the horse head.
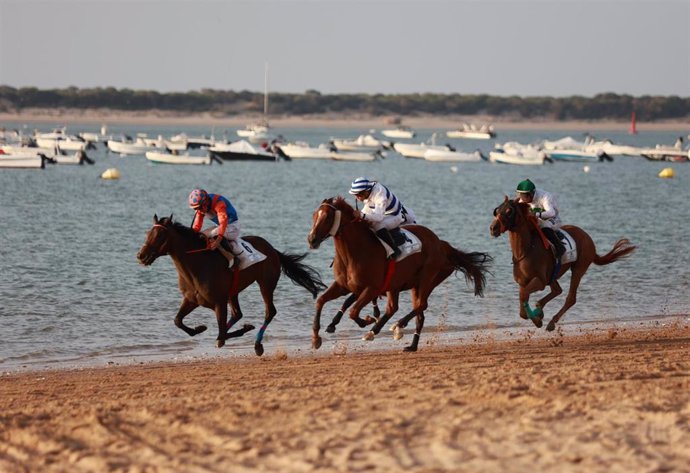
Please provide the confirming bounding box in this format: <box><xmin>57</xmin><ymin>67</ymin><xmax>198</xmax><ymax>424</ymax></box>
<box><xmin>490</xmin><ymin>196</ymin><xmax>534</xmax><ymax>237</ymax></box>
<box><xmin>137</xmin><ymin>214</ymin><xmax>174</xmax><ymax>265</ymax></box>
<box><xmin>307</xmin><ymin>197</ymin><xmax>357</xmax><ymax>249</ymax></box>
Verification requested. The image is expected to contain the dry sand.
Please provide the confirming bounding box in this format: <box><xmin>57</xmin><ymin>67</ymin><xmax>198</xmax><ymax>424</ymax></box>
<box><xmin>1</xmin><ymin>321</ymin><xmax>689</xmax><ymax>473</ymax></box>
<box><xmin>2</xmin><ymin>108</ymin><xmax>689</xmax><ymax>131</ymax></box>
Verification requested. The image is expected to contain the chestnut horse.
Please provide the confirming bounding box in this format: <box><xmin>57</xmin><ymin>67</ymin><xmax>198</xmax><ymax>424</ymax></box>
<box><xmin>137</xmin><ymin>215</ymin><xmax>326</xmax><ymax>356</ymax></box>
<box><xmin>489</xmin><ymin>197</ymin><xmax>636</xmax><ymax>331</ymax></box>
<box><xmin>307</xmin><ymin>197</ymin><xmax>492</xmax><ymax>352</ymax></box>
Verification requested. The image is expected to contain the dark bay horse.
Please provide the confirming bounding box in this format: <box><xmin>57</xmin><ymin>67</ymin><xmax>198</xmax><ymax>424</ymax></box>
<box><xmin>489</xmin><ymin>197</ymin><xmax>636</xmax><ymax>331</ymax></box>
<box><xmin>137</xmin><ymin>215</ymin><xmax>326</xmax><ymax>356</ymax></box>
<box><xmin>307</xmin><ymin>197</ymin><xmax>492</xmax><ymax>352</ymax></box>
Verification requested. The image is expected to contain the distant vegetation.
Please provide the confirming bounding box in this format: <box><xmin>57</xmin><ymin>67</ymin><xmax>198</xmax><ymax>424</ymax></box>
<box><xmin>0</xmin><ymin>86</ymin><xmax>688</xmax><ymax>121</ymax></box>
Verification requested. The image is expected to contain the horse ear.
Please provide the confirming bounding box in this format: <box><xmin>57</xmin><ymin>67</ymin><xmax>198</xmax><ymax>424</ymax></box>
<box><xmin>169</xmin><ymin>213</ymin><xmax>173</xmax><ymax>222</ymax></box>
<box><xmin>154</xmin><ymin>214</ymin><xmax>159</xmax><ymax>224</ymax></box>
<box><xmin>503</xmin><ymin>195</ymin><xmax>509</xmax><ymax>203</ymax></box>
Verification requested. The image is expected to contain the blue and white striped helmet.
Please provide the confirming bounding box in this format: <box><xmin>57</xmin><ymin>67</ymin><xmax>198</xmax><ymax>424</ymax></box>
<box><xmin>349</xmin><ymin>176</ymin><xmax>374</xmax><ymax>195</ymax></box>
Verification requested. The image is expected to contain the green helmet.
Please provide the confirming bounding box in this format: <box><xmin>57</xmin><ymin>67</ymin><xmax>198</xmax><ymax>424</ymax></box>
<box><xmin>516</xmin><ymin>179</ymin><xmax>536</xmax><ymax>193</ymax></box>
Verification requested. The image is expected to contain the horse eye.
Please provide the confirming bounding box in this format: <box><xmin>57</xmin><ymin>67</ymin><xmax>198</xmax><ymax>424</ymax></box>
<box><xmin>505</xmin><ymin>208</ymin><xmax>512</xmax><ymax>215</ymax></box>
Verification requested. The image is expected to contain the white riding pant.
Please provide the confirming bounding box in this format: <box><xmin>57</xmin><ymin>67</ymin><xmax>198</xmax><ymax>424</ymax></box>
<box><xmin>538</xmin><ymin>218</ymin><xmax>561</xmax><ymax>230</ymax></box>
<box><xmin>370</xmin><ymin>213</ymin><xmax>405</xmax><ymax>231</ymax></box>
<box><xmin>203</xmin><ymin>221</ymin><xmax>241</xmax><ymax>254</ymax></box>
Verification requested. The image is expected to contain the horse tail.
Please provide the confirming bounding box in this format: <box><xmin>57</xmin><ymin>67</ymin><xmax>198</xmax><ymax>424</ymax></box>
<box><xmin>277</xmin><ymin>251</ymin><xmax>327</xmax><ymax>299</ymax></box>
<box><xmin>444</xmin><ymin>243</ymin><xmax>493</xmax><ymax>297</ymax></box>
<box><xmin>593</xmin><ymin>238</ymin><xmax>636</xmax><ymax>266</ymax></box>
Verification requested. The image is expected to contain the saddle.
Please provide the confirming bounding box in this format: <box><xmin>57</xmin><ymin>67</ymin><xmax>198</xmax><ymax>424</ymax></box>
<box><xmin>376</xmin><ymin>228</ymin><xmax>422</xmax><ymax>262</ymax></box>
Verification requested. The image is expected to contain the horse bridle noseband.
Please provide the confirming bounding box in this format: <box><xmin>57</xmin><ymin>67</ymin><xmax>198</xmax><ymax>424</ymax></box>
<box><xmin>318</xmin><ymin>202</ymin><xmax>342</xmax><ymax>237</ymax></box>
<box><xmin>142</xmin><ymin>223</ymin><xmax>170</xmax><ymax>256</ymax></box>
<box><xmin>494</xmin><ymin>202</ymin><xmax>516</xmax><ymax>234</ymax></box>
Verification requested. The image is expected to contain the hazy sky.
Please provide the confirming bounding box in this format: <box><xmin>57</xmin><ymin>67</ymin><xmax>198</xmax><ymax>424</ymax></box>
<box><xmin>0</xmin><ymin>0</ymin><xmax>688</xmax><ymax>96</ymax></box>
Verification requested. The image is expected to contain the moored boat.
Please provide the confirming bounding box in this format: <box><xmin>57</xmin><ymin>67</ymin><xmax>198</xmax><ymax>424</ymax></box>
<box><xmin>145</xmin><ymin>151</ymin><xmax>219</xmax><ymax>165</ymax></box>
<box><xmin>423</xmin><ymin>149</ymin><xmax>486</xmax><ymax>162</ymax></box>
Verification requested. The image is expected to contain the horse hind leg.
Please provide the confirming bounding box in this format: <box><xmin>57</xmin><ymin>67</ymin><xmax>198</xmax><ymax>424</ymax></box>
<box><xmin>224</xmin><ymin>295</ymin><xmax>255</xmax><ymax>340</ymax></box>
<box><xmin>174</xmin><ymin>298</ymin><xmax>205</xmax><ymax>336</ymax></box>
<box><xmin>546</xmin><ymin>267</ymin><xmax>585</xmax><ymax>332</ymax></box>
<box><xmin>405</xmin><ymin>311</ymin><xmax>426</xmax><ymax>352</ymax></box>
<box><xmin>536</xmin><ymin>280</ymin><xmax>563</xmax><ymax>312</ymax></box>
<box><xmin>253</xmin><ymin>278</ymin><xmax>278</xmax><ymax>356</ymax></box>
<box><xmin>365</xmin><ymin>292</ymin><xmax>399</xmax><ymax>340</ymax></box>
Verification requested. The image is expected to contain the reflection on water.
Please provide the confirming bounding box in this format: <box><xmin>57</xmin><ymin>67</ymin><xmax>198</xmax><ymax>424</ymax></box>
<box><xmin>1</xmin><ymin>124</ymin><xmax>688</xmax><ymax>371</ymax></box>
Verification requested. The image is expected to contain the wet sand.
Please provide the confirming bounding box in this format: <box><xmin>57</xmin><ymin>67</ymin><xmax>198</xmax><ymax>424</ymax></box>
<box><xmin>2</xmin><ymin>109</ymin><xmax>689</xmax><ymax>131</ymax></box>
<box><xmin>1</xmin><ymin>322</ymin><xmax>689</xmax><ymax>473</ymax></box>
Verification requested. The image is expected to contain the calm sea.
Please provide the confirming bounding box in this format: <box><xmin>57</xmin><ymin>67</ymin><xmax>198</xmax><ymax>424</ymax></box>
<box><xmin>1</xmin><ymin>123</ymin><xmax>688</xmax><ymax>371</ymax></box>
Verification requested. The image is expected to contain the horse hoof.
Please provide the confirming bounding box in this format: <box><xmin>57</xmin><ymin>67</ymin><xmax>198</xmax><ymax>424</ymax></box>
<box><xmin>312</xmin><ymin>336</ymin><xmax>322</xmax><ymax>350</ymax></box>
<box><xmin>403</xmin><ymin>345</ymin><xmax>418</xmax><ymax>352</ymax></box>
<box><xmin>254</xmin><ymin>342</ymin><xmax>264</xmax><ymax>357</ymax></box>
<box><xmin>363</xmin><ymin>316</ymin><xmax>376</xmax><ymax>325</ymax></box>
<box><xmin>393</xmin><ymin>326</ymin><xmax>404</xmax><ymax>341</ymax></box>
<box><xmin>194</xmin><ymin>325</ymin><xmax>207</xmax><ymax>335</ymax></box>
<box><xmin>362</xmin><ymin>331</ymin><xmax>375</xmax><ymax>341</ymax></box>
<box><xmin>531</xmin><ymin>317</ymin><xmax>543</xmax><ymax>328</ymax></box>
<box><xmin>546</xmin><ymin>321</ymin><xmax>556</xmax><ymax>332</ymax></box>
<box><xmin>216</xmin><ymin>339</ymin><xmax>225</xmax><ymax>348</ymax></box>
<box><xmin>325</xmin><ymin>325</ymin><xmax>336</xmax><ymax>334</ymax></box>
<box><xmin>243</xmin><ymin>324</ymin><xmax>255</xmax><ymax>332</ymax></box>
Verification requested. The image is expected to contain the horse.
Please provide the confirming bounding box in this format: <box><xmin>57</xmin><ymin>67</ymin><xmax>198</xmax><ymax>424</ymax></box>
<box><xmin>137</xmin><ymin>215</ymin><xmax>326</xmax><ymax>356</ymax></box>
<box><xmin>489</xmin><ymin>197</ymin><xmax>636</xmax><ymax>331</ymax></box>
<box><xmin>307</xmin><ymin>197</ymin><xmax>492</xmax><ymax>352</ymax></box>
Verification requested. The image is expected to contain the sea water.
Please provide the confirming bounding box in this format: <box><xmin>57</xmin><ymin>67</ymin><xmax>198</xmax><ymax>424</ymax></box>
<box><xmin>1</xmin><ymin>124</ymin><xmax>688</xmax><ymax>371</ymax></box>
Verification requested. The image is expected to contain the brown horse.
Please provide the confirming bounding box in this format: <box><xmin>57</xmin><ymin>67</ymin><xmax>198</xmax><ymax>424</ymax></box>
<box><xmin>137</xmin><ymin>215</ymin><xmax>326</xmax><ymax>356</ymax></box>
<box><xmin>489</xmin><ymin>197</ymin><xmax>636</xmax><ymax>331</ymax></box>
<box><xmin>307</xmin><ymin>197</ymin><xmax>492</xmax><ymax>352</ymax></box>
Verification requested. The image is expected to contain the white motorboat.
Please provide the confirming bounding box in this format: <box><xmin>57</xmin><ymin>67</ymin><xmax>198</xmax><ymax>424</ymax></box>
<box><xmin>331</xmin><ymin>134</ymin><xmax>389</xmax><ymax>152</ymax></box>
<box><xmin>277</xmin><ymin>142</ymin><xmax>334</xmax><ymax>160</ymax></box>
<box><xmin>145</xmin><ymin>151</ymin><xmax>219</xmax><ymax>165</ymax></box>
<box><xmin>0</xmin><ymin>144</ymin><xmax>58</xmax><ymax>157</ymax></box>
<box><xmin>0</xmin><ymin>153</ymin><xmax>53</xmax><ymax>169</ymax></box>
<box><xmin>107</xmin><ymin>137</ymin><xmax>161</xmax><ymax>156</ymax></box>
<box><xmin>544</xmin><ymin>148</ymin><xmax>612</xmax><ymax>163</ymax></box>
<box><xmin>393</xmin><ymin>133</ymin><xmax>453</xmax><ymax>159</ymax></box>
<box><xmin>381</xmin><ymin>126</ymin><xmax>415</xmax><ymax>139</ymax></box>
<box><xmin>489</xmin><ymin>142</ymin><xmax>549</xmax><ymax>166</ymax></box>
<box><xmin>447</xmin><ymin>123</ymin><xmax>496</xmax><ymax>139</ymax></box>
<box><xmin>330</xmin><ymin>150</ymin><xmax>379</xmax><ymax>162</ymax></box>
<box><xmin>423</xmin><ymin>149</ymin><xmax>486</xmax><ymax>162</ymax></box>
<box><xmin>639</xmin><ymin>146</ymin><xmax>689</xmax><ymax>162</ymax></box>
<box><xmin>53</xmin><ymin>151</ymin><xmax>94</xmax><ymax>165</ymax></box>
<box><xmin>584</xmin><ymin>140</ymin><xmax>643</xmax><ymax>157</ymax></box>
<box><xmin>209</xmin><ymin>140</ymin><xmax>280</xmax><ymax>161</ymax></box>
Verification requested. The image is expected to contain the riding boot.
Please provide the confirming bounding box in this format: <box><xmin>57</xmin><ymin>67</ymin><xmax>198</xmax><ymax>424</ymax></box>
<box><xmin>542</xmin><ymin>228</ymin><xmax>565</xmax><ymax>260</ymax></box>
<box><xmin>375</xmin><ymin>228</ymin><xmax>401</xmax><ymax>260</ymax></box>
<box><xmin>218</xmin><ymin>238</ymin><xmax>235</xmax><ymax>268</ymax></box>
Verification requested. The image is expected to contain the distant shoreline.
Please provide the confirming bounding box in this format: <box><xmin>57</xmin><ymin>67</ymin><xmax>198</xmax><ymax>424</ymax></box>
<box><xmin>1</xmin><ymin>109</ymin><xmax>689</xmax><ymax>131</ymax></box>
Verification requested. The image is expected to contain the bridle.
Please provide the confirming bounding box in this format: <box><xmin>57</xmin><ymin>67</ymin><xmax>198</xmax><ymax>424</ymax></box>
<box><xmin>317</xmin><ymin>202</ymin><xmax>343</xmax><ymax>237</ymax></box>
<box><xmin>141</xmin><ymin>223</ymin><xmax>170</xmax><ymax>257</ymax></box>
<box><xmin>493</xmin><ymin>202</ymin><xmax>516</xmax><ymax>234</ymax></box>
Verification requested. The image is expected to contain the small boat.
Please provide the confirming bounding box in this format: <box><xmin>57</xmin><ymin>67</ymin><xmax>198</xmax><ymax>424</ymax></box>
<box><xmin>381</xmin><ymin>126</ymin><xmax>415</xmax><ymax>139</ymax></box>
<box><xmin>0</xmin><ymin>152</ymin><xmax>54</xmax><ymax>169</ymax></box>
<box><xmin>545</xmin><ymin>149</ymin><xmax>613</xmax><ymax>163</ymax></box>
<box><xmin>393</xmin><ymin>133</ymin><xmax>454</xmax><ymax>159</ymax></box>
<box><xmin>107</xmin><ymin>136</ymin><xmax>162</xmax><ymax>156</ymax></box>
<box><xmin>0</xmin><ymin>144</ymin><xmax>58</xmax><ymax>157</ymax></box>
<box><xmin>331</xmin><ymin>134</ymin><xmax>390</xmax><ymax>152</ymax></box>
<box><xmin>447</xmin><ymin>123</ymin><xmax>496</xmax><ymax>139</ymax></box>
<box><xmin>209</xmin><ymin>140</ymin><xmax>283</xmax><ymax>161</ymax></box>
<box><xmin>145</xmin><ymin>151</ymin><xmax>220</xmax><ymax>165</ymax></box>
<box><xmin>53</xmin><ymin>151</ymin><xmax>95</xmax><ymax>165</ymax></box>
<box><xmin>489</xmin><ymin>143</ymin><xmax>550</xmax><ymax>166</ymax></box>
<box><xmin>277</xmin><ymin>142</ymin><xmax>334</xmax><ymax>160</ymax></box>
<box><xmin>330</xmin><ymin>150</ymin><xmax>380</xmax><ymax>162</ymax></box>
<box><xmin>423</xmin><ymin>149</ymin><xmax>486</xmax><ymax>162</ymax></box>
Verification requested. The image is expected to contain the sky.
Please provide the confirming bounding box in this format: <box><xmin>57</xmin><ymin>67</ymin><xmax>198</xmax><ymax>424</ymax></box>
<box><xmin>0</xmin><ymin>0</ymin><xmax>688</xmax><ymax>97</ymax></box>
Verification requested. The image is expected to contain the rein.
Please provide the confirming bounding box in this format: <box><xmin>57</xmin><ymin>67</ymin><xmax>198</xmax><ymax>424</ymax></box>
<box><xmin>152</xmin><ymin>223</ymin><xmax>211</xmax><ymax>255</ymax></box>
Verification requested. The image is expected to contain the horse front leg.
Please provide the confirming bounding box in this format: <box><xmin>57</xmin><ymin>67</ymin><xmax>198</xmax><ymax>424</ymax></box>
<box><xmin>174</xmin><ymin>298</ymin><xmax>205</xmax><ymax>336</ymax></box>
<box><xmin>214</xmin><ymin>303</ymin><xmax>229</xmax><ymax>348</ymax></box>
<box><xmin>326</xmin><ymin>292</ymin><xmax>356</xmax><ymax>334</ymax></box>
<box><xmin>313</xmin><ymin>282</ymin><xmax>349</xmax><ymax>349</ymax></box>
<box><xmin>536</xmin><ymin>280</ymin><xmax>563</xmax><ymax>312</ymax></box>
<box><xmin>520</xmin><ymin>277</ymin><xmax>547</xmax><ymax>328</ymax></box>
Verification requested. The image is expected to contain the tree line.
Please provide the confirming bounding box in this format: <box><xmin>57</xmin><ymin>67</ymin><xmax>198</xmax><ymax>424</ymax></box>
<box><xmin>0</xmin><ymin>86</ymin><xmax>688</xmax><ymax>121</ymax></box>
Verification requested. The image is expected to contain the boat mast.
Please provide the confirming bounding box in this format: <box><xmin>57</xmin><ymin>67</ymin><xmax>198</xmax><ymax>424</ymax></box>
<box><xmin>263</xmin><ymin>62</ymin><xmax>269</xmax><ymax>124</ymax></box>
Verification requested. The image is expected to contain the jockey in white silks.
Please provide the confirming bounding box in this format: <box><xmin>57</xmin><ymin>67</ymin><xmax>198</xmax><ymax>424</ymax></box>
<box><xmin>515</xmin><ymin>178</ymin><xmax>564</xmax><ymax>258</ymax></box>
<box><xmin>349</xmin><ymin>176</ymin><xmax>415</xmax><ymax>259</ymax></box>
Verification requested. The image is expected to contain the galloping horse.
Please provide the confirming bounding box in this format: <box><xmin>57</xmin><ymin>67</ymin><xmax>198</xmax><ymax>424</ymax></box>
<box><xmin>489</xmin><ymin>197</ymin><xmax>636</xmax><ymax>331</ymax></box>
<box><xmin>307</xmin><ymin>197</ymin><xmax>492</xmax><ymax>352</ymax></box>
<box><xmin>137</xmin><ymin>215</ymin><xmax>326</xmax><ymax>356</ymax></box>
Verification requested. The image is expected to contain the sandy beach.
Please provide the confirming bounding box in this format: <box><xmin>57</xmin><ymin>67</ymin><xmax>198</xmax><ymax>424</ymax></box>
<box><xmin>1</xmin><ymin>321</ymin><xmax>688</xmax><ymax>473</ymax></box>
<box><xmin>1</xmin><ymin>108</ymin><xmax>689</xmax><ymax>131</ymax></box>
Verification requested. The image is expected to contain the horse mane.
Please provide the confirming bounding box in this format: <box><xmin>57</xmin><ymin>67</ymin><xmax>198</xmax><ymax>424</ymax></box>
<box><xmin>326</xmin><ymin>196</ymin><xmax>357</xmax><ymax>220</ymax></box>
<box><xmin>159</xmin><ymin>217</ymin><xmax>206</xmax><ymax>246</ymax></box>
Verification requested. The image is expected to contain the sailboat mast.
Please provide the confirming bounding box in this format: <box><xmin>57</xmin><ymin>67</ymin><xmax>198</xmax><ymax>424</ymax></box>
<box><xmin>263</xmin><ymin>62</ymin><xmax>269</xmax><ymax>120</ymax></box>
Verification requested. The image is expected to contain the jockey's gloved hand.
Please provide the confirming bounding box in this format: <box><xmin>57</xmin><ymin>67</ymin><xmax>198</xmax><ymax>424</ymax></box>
<box><xmin>207</xmin><ymin>235</ymin><xmax>222</xmax><ymax>250</ymax></box>
<box><xmin>530</xmin><ymin>207</ymin><xmax>545</xmax><ymax>214</ymax></box>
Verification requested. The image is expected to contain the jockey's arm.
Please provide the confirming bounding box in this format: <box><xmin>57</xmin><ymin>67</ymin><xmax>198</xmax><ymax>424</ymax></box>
<box><xmin>536</xmin><ymin>193</ymin><xmax>558</xmax><ymax>220</ymax></box>
<box><xmin>191</xmin><ymin>211</ymin><xmax>205</xmax><ymax>232</ymax></box>
<box><xmin>213</xmin><ymin>200</ymin><xmax>229</xmax><ymax>236</ymax></box>
<box><xmin>361</xmin><ymin>191</ymin><xmax>386</xmax><ymax>223</ymax></box>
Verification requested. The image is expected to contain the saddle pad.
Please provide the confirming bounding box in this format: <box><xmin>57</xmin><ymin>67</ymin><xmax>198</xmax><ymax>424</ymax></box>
<box><xmin>559</xmin><ymin>229</ymin><xmax>577</xmax><ymax>264</ymax></box>
<box><xmin>235</xmin><ymin>238</ymin><xmax>267</xmax><ymax>270</ymax></box>
<box><xmin>377</xmin><ymin>228</ymin><xmax>423</xmax><ymax>262</ymax></box>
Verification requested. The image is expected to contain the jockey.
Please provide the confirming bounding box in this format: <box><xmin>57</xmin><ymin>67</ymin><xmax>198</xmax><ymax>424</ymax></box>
<box><xmin>188</xmin><ymin>189</ymin><xmax>241</xmax><ymax>268</ymax></box>
<box><xmin>515</xmin><ymin>179</ymin><xmax>565</xmax><ymax>258</ymax></box>
<box><xmin>349</xmin><ymin>176</ymin><xmax>407</xmax><ymax>259</ymax></box>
